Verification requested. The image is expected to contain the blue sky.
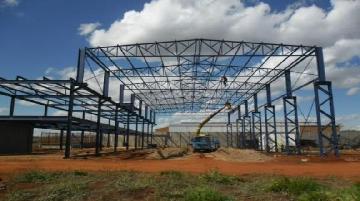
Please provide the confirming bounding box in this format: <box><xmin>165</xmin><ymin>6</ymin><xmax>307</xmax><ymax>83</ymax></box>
<box><xmin>0</xmin><ymin>0</ymin><xmax>359</xmax><ymax>129</ymax></box>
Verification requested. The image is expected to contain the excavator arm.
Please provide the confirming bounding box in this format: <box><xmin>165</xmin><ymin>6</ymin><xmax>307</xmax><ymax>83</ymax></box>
<box><xmin>195</xmin><ymin>102</ymin><xmax>231</xmax><ymax>136</ymax></box>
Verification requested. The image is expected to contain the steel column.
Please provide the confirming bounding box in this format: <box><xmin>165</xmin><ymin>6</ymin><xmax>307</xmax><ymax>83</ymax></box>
<box><xmin>251</xmin><ymin>94</ymin><xmax>262</xmax><ymax>150</ymax></box>
<box><xmin>242</xmin><ymin>100</ymin><xmax>252</xmax><ymax>148</ymax></box>
<box><xmin>99</xmin><ymin>130</ymin><xmax>103</xmax><ymax>151</ymax></box>
<box><xmin>76</xmin><ymin>48</ymin><xmax>85</xmax><ymax>83</ymax></box>
<box><xmin>314</xmin><ymin>81</ymin><xmax>339</xmax><ymax>156</ymax></box>
<box><xmin>59</xmin><ymin>129</ymin><xmax>64</xmax><ymax>150</ymax></box>
<box><xmin>107</xmin><ymin>132</ymin><xmax>110</xmax><ymax>147</ymax></box>
<box><xmin>151</xmin><ymin>112</ymin><xmax>156</xmax><ymax>145</ymax></box>
<box><xmin>315</xmin><ymin>47</ymin><xmax>326</xmax><ymax>82</ymax></box>
<box><xmin>114</xmin><ymin>106</ymin><xmax>119</xmax><ymax>152</ymax></box>
<box><xmin>95</xmin><ymin>99</ymin><xmax>102</xmax><ymax>156</ymax></box>
<box><xmin>143</xmin><ymin>105</ymin><xmax>148</xmax><ymax>148</ymax></box>
<box><xmin>147</xmin><ymin>110</ymin><xmax>152</xmax><ymax>146</ymax></box>
<box><xmin>44</xmin><ymin>104</ymin><xmax>48</xmax><ymax>116</ymax></box>
<box><xmin>103</xmin><ymin>71</ymin><xmax>110</xmax><ymax>97</ymax></box>
<box><xmin>138</xmin><ymin>100</ymin><xmax>143</xmax><ymax>148</ymax></box>
<box><xmin>283</xmin><ymin>97</ymin><xmax>301</xmax><ymax>154</ymax></box>
<box><xmin>9</xmin><ymin>96</ymin><xmax>15</xmax><ymax>116</ymax></box>
<box><xmin>64</xmin><ymin>83</ymin><xmax>75</xmax><ymax>159</ymax></box>
<box><xmin>125</xmin><ymin>112</ymin><xmax>130</xmax><ymax>150</ymax></box>
<box><xmin>134</xmin><ymin>115</ymin><xmax>139</xmax><ymax>149</ymax></box>
<box><xmin>264</xmin><ymin>105</ymin><xmax>278</xmax><ymax>152</ymax></box>
<box><xmin>264</xmin><ymin>84</ymin><xmax>278</xmax><ymax>152</ymax></box>
<box><xmin>80</xmin><ymin>111</ymin><xmax>85</xmax><ymax>149</ymax></box>
<box><xmin>236</xmin><ymin>105</ymin><xmax>242</xmax><ymax>148</ymax></box>
<box><xmin>226</xmin><ymin>112</ymin><xmax>231</xmax><ymax>147</ymax></box>
<box><xmin>252</xmin><ymin>111</ymin><xmax>262</xmax><ymax>150</ymax></box>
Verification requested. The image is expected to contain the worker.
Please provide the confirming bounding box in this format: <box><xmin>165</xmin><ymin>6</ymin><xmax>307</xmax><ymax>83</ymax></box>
<box><xmin>221</xmin><ymin>76</ymin><xmax>228</xmax><ymax>86</ymax></box>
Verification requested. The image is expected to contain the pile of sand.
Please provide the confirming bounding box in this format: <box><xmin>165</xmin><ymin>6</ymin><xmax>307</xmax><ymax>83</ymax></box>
<box><xmin>193</xmin><ymin>148</ymin><xmax>273</xmax><ymax>162</ymax></box>
<box><xmin>145</xmin><ymin>147</ymin><xmax>273</xmax><ymax>162</ymax></box>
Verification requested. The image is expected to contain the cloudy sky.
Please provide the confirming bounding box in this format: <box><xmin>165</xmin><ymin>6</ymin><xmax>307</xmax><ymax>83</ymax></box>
<box><xmin>0</xmin><ymin>0</ymin><xmax>359</xmax><ymax>129</ymax></box>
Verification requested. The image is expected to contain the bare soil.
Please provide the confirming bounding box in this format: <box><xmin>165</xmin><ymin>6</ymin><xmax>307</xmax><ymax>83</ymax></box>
<box><xmin>0</xmin><ymin>148</ymin><xmax>359</xmax><ymax>181</ymax></box>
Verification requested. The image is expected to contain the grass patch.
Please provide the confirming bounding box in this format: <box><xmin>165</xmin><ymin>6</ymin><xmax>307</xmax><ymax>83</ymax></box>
<box><xmin>6</xmin><ymin>190</ymin><xmax>35</xmax><ymax>201</ymax></box>
<box><xmin>37</xmin><ymin>181</ymin><xmax>88</xmax><ymax>201</ymax></box>
<box><xmin>268</xmin><ymin>177</ymin><xmax>323</xmax><ymax>196</ymax></box>
<box><xmin>15</xmin><ymin>171</ymin><xmax>61</xmax><ymax>183</ymax></box>
<box><xmin>160</xmin><ymin>170</ymin><xmax>185</xmax><ymax>179</ymax></box>
<box><xmin>113</xmin><ymin>171</ymin><xmax>153</xmax><ymax>192</ymax></box>
<box><xmin>333</xmin><ymin>183</ymin><xmax>360</xmax><ymax>201</ymax></box>
<box><xmin>200</xmin><ymin>170</ymin><xmax>240</xmax><ymax>185</ymax></box>
<box><xmin>73</xmin><ymin>170</ymin><xmax>88</xmax><ymax>176</ymax></box>
<box><xmin>297</xmin><ymin>191</ymin><xmax>331</xmax><ymax>201</ymax></box>
<box><xmin>3</xmin><ymin>170</ymin><xmax>359</xmax><ymax>201</ymax></box>
<box><xmin>184</xmin><ymin>186</ymin><xmax>233</xmax><ymax>201</ymax></box>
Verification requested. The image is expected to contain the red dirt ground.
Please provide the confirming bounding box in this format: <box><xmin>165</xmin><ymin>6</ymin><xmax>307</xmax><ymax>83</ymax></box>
<box><xmin>0</xmin><ymin>149</ymin><xmax>359</xmax><ymax>181</ymax></box>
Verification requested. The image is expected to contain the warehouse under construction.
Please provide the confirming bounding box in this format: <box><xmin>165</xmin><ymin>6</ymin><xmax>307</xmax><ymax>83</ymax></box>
<box><xmin>0</xmin><ymin>39</ymin><xmax>346</xmax><ymax>158</ymax></box>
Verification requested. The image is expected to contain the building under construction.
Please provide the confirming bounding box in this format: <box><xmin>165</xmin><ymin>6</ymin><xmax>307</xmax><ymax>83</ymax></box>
<box><xmin>0</xmin><ymin>39</ymin><xmax>339</xmax><ymax>158</ymax></box>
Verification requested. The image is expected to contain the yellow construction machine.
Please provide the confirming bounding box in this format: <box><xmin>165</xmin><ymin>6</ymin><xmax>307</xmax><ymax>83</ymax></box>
<box><xmin>191</xmin><ymin>102</ymin><xmax>231</xmax><ymax>152</ymax></box>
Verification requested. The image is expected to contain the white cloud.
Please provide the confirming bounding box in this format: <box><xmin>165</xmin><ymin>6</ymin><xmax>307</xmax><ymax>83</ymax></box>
<box><xmin>18</xmin><ymin>100</ymin><xmax>36</xmax><ymax>107</ymax></box>
<box><xmin>346</xmin><ymin>87</ymin><xmax>360</xmax><ymax>96</ymax></box>
<box><xmin>78</xmin><ymin>22</ymin><xmax>101</xmax><ymax>36</ymax></box>
<box><xmin>77</xmin><ymin>0</ymin><xmax>360</xmax><ymax>125</ymax></box>
<box><xmin>87</xmin><ymin>0</ymin><xmax>360</xmax><ymax>47</ymax></box>
<box><xmin>0</xmin><ymin>107</ymin><xmax>8</xmax><ymax>115</ymax></box>
<box><xmin>83</xmin><ymin>0</ymin><xmax>360</xmax><ymax>93</ymax></box>
<box><xmin>2</xmin><ymin>0</ymin><xmax>19</xmax><ymax>7</ymax></box>
<box><xmin>337</xmin><ymin>113</ymin><xmax>360</xmax><ymax>130</ymax></box>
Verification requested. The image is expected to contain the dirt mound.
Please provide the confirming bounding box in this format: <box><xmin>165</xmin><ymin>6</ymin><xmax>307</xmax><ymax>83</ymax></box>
<box><xmin>191</xmin><ymin>148</ymin><xmax>273</xmax><ymax>162</ymax></box>
<box><xmin>146</xmin><ymin>148</ymin><xmax>188</xmax><ymax>159</ymax></box>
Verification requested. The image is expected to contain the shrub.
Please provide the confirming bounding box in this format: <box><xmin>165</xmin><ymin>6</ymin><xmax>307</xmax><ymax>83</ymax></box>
<box><xmin>184</xmin><ymin>186</ymin><xmax>233</xmax><ymax>201</ymax></box>
<box><xmin>268</xmin><ymin>177</ymin><xmax>322</xmax><ymax>195</ymax></box>
<box><xmin>114</xmin><ymin>172</ymin><xmax>152</xmax><ymax>192</ymax></box>
<box><xmin>159</xmin><ymin>170</ymin><xmax>184</xmax><ymax>179</ymax></box>
<box><xmin>6</xmin><ymin>190</ymin><xmax>35</xmax><ymax>201</ymax></box>
<box><xmin>15</xmin><ymin>171</ymin><xmax>60</xmax><ymax>183</ymax></box>
<box><xmin>38</xmin><ymin>181</ymin><xmax>88</xmax><ymax>201</ymax></box>
<box><xmin>73</xmin><ymin>170</ymin><xmax>88</xmax><ymax>176</ymax></box>
<box><xmin>297</xmin><ymin>191</ymin><xmax>331</xmax><ymax>201</ymax></box>
<box><xmin>200</xmin><ymin>170</ymin><xmax>239</xmax><ymax>185</ymax></box>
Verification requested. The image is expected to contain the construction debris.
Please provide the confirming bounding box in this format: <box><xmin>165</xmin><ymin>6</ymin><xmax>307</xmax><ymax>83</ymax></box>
<box><xmin>146</xmin><ymin>148</ymin><xmax>189</xmax><ymax>160</ymax></box>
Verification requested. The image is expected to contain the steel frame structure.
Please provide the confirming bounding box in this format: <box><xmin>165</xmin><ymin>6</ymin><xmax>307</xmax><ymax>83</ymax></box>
<box><xmin>0</xmin><ymin>77</ymin><xmax>155</xmax><ymax>158</ymax></box>
<box><xmin>0</xmin><ymin>38</ymin><xmax>339</xmax><ymax>156</ymax></box>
